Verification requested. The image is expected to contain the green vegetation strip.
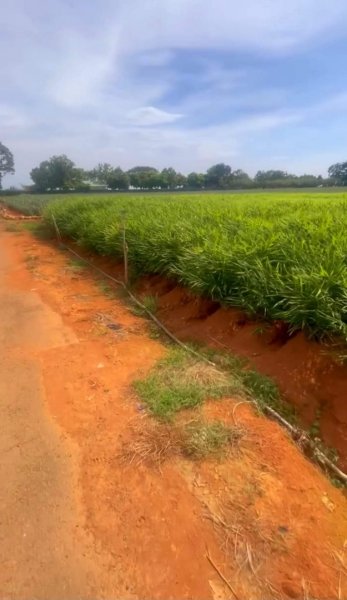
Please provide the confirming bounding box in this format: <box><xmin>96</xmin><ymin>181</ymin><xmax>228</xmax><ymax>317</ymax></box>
<box><xmin>134</xmin><ymin>346</ymin><xmax>284</xmax><ymax>420</ymax></box>
<box><xmin>3</xmin><ymin>190</ymin><xmax>347</xmax><ymax>340</ymax></box>
<box><xmin>0</xmin><ymin>194</ymin><xmax>54</xmax><ymax>216</ymax></box>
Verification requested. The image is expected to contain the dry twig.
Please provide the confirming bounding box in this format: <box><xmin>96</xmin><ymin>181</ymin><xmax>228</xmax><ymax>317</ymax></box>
<box><xmin>206</xmin><ymin>549</ymin><xmax>241</xmax><ymax>600</ymax></box>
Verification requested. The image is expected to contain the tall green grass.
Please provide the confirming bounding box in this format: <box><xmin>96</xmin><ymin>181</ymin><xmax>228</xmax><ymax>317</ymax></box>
<box><xmin>0</xmin><ymin>194</ymin><xmax>57</xmax><ymax>215</ymax></box>
<box><xmin>35</xmin><ymin>191</ymin><xmax>347</xmax><ymax>340</ymax></box>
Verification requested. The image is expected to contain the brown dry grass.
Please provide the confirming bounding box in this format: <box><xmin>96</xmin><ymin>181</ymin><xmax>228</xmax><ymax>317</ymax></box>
<box><xmin>182</xmin><ymin>363</ymin><xmax>231</xmax><ymax>388</ymax></box>
<box><xmin>118</xmin><ymin>416</ymin><xmax>244</xmax><ymax>468</ymax></box>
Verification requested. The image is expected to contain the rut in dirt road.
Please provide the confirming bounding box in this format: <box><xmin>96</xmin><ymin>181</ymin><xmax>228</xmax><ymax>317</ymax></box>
<box><xmin>0</xmin><ymin>234</ymin><xmax>127</xmax><ymax>599</ymax></box>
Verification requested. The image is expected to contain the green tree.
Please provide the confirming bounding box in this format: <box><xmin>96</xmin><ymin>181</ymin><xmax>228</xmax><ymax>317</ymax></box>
<box><xmin>187</xmin><ymin>172</ymin><xmax>205</xmax><ymax>189</ymax></box>
<box><xmin>175</xmin><ymin>172</ymin><xmax>187</xmax><ymax>188</ymax></box>
<box><xmin>127</xmin><ymin>166</ymin><xmax>159</xmax><ymax>189</ymax></box>
<box><xmin>205</xmin><ymin>163</ymin><xmax>232</xmax><ymax>188</ymax></box>
<box><xmin>229</xmin><ymin>169</ymin><xmax>253</xmax><ymax>189</ymax></box>
<box><xmin>160</xmin><ymin>167</ymin><xmax>178</xmax><ymax>189</ymax></box>
<box><xmin>328</xmin><ymin>162</ymin><xmax>347</xmax><ymax>186</ymax></box>
<box><xmin>87</xmin><ymin>163</ymin><xmax>114</xmax><ymax>184</ymax></box>
<box><xmin>254</xmin><ymin>170</ymin><xmax>291</xmax><ymax>188</ymax></box>
<box><xmin>106</xmin><ymin>168</ymin><xmax>129</xmax><ymax>190</ymax></box>
<box><xmin>147</xmin><ymin>171</ymin><xmax>163</xmax><ymax>189</ymax></box>
<box><xmin>30</xmin><ymin>155</ymin><xmax>83</xmax><ymax>192</ymax></box>
<box><xmin>0</xmin><ymin>142</ymin><xmax>15</xmax><ymax>189</ymax></box>
<box><xmin>295</xmin><ymin>174</ymin><xmax>320</xmax><ymax>188</ymax></box>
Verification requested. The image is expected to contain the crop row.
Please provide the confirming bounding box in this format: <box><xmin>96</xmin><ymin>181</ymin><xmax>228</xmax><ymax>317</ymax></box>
<box><xmin>0</xmin><ymin>194</ymin><xmax>57</xmax><ymax>215</ymax></box>
<box><xmin>39</xmin><ymin>192</ymin><xmax>347</xmax><ymax>341</ymax></box>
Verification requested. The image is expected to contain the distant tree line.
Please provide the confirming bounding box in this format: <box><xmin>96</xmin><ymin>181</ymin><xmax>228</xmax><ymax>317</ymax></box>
<box><xmin>2</xmin><ymin>142</ymin><xmax>347</xmax><ymax>192</ymax></box>
<box><xmin>27</xmin><ymin>155</ymin><xmax>347</xmax><ymax>193</ymax></box>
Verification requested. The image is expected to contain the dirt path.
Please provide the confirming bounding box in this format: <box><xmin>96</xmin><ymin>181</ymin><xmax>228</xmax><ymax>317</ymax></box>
<box><xmin>1</xmin><ymin>221</ymin><xmax>347</xmax><ymax>600</ymax></box>
<box><xmin>0</xmin><ymin>235</ymin><xmax>126</xmax><ymax>599</ymax></box>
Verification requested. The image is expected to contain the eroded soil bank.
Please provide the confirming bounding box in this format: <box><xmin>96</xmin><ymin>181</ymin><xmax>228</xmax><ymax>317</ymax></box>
<box><xmin>45</xmin><ymin>238</ymin><xmax>347</xmax><ymax>470</ymax></box>
<box><xmin>138</xmin><ymin>274</ymin><xmax>347</xmax><ymax>469</ymax></box>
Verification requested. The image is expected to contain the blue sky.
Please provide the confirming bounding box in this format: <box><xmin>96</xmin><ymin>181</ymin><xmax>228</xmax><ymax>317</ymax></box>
<box><xmin>2</xmin><ymin>0</ymin><xmax>347</xmax><ymax>186</ymax></box>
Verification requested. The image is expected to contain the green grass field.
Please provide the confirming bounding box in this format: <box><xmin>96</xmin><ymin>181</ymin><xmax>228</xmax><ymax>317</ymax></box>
<box><xmin>0</xmin><ymin>194</ymin><xmax>53</xmax><ymax>215</ymax></box>
<box><xmin>2</xmin><ymin>190</ymin><xmax>347</xmax><ymax>341</ymax></box>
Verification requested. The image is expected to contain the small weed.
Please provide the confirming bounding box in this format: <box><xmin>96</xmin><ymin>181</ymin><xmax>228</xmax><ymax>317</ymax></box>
<box><xmin>133</xmin><ymin>347</ymin><xmax>243</xmax><ymax>419</ymax></box>
<box><xmin>309</xmin><ymin>408</ymin><xmax>321</xmax><ymax>438</ymax></box>
<box><xmin>147</xmin><ymin>322</ymin><xmax>168</xmax><ymax>342</ymax></box>
<box><xmin>131</xmin><ymin>294</ymin><xmax>158</xmax><ymax>317</ymax></box>
<box><xmin>240</xmin><ymin>369</ymin><xmax>294</xmax><ymax>419</ymax></box>
<box><xmin>181</xmin><ymin>420</ymin><xmax>243</xmax><ymax>459</ymax></box>
<box><xmin>20</xmin><ymin>221</ymin><xmax>52</xmax><ymax>240</ymax></box>
<box><xmin>97</xmin><ymin>280</ymin><xmax>116</xmax><ymax>297</ymax></box>
<box><xmin>67</xmin><ymin>258</ymin><xmax>86</xmax><ymax>272</ymax></box>
<box><xmin>148</xmin><ymin>325</ymin><xmax>161</xmax><ymax>339</ymax></box>
<box><xmin>253</xmin><ymin>325</ymin><xmax>267</xmax><ymax>336</ymax></box>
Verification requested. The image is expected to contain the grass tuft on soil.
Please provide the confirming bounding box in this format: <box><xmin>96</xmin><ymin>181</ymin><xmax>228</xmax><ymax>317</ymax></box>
<box><xmin>20</xmin><ymin>221</ymin><xmax>53</xmax><ymax>240</ymax></box>
<box><xmin>67</xmin><ymin>258</ymin><xmax>87</xmax><ymax>272</ymax></box>
<box><xmin>133</xmin><ymin>346</ymin><xmax>296</xmax><ymax>424</ymax></box>
<box><xmin>181</xmin><ymin>419</ymin><xmax>243</xmax><ymax>459</ymax></box>
<box><xmin>119</xmin><ymin>417</ymin><xmax>242</xmax><ymax>466</ymax></box>
<box><xmin>134</xmin><ymin>347</ymin><xmax>244</xmax><ymax>419</ymax></box>
<box><xmin>134</xmin><ymin>344</ymin><xmax>294</xmax><ymax>422</ymax></box>
<box><xmin>131</xmin><ymin>294</ymin><xmax>158</xmax><ymax>317</ymax></box>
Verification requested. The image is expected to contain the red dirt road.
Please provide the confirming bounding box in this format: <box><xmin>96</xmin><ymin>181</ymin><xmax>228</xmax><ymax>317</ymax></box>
<box><xmin>1</xmin><ymin>221</ymin><xmax>347</xmax><ymax>599</ymax></box>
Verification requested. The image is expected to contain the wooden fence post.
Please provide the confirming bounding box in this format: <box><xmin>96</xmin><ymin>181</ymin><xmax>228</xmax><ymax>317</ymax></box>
<box><xmin>122</xmin><ymin>222</ymin><xmax>128</xmax><ymax>287</ymax></box>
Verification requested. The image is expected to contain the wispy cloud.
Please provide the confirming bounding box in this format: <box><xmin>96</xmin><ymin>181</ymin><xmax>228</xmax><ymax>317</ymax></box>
<box><xmin>127</xmin><ymin>107</ymin><xmax>183</xmax><ymax>126</ymax></box>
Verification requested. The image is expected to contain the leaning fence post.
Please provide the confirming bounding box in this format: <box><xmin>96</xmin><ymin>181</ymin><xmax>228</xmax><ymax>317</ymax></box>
<box><xmin>122</xmin><ymin>220</ymin><xmax>128</xmax><ymax>287</ymax></box>
<box><xmin>52</xmin><ymin>215</ymin><xmax>62</xmax><ymax>244</ymax></box>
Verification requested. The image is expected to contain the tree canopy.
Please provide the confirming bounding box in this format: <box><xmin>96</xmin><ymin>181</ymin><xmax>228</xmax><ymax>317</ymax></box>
<box><xmin>27</xmin><ymin>154</ymin><xmax>344</xmax><ymax>192</ymax></box>
<box><xmin>0</xmin><ymin>142</ymin><xmax>15</xmax><ymax>189</ymax></box>
<box><xmin>30</xmin><ymin>155</ymin><xmax>83</xmax><ymax>192</ymax></box>
<box><xmin>328</xmin><ymin>162</ymin><xmax>347</xmax><ymax>186</ymax></box>
<box><xmin>205</xmin><ymin>163</ymin><xmax>232</xmax><ymax>188</ymax></box>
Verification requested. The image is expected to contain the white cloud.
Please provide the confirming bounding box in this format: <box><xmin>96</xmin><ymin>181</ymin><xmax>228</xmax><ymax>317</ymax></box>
<box><xmin>46</xmin><ymin>28</ymin><xmax>120</xmax><ymax>108</ymax></box>
<box><xmin>127</xmin><ymin>106</ymin><xmax>183</xmax><ymax>126</ymax></box>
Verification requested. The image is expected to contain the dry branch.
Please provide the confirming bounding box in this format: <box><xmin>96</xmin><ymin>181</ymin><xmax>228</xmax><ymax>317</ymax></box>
<box><xmin>206</xmin><ymin>549</ymin><xmax>241</xmax><ymax>600</ymax></box>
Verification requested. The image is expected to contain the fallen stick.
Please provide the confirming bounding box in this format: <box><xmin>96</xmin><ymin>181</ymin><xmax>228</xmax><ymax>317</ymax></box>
<box><xmin>206</xmin><ymin>549</ymin><xmax>241</xmax><ymax>600</ymax></box>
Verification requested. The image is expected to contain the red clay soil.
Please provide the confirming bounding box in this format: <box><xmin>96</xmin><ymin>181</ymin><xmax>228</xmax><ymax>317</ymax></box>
<box><xmin>135</xmin><ymin>277</ymin><xmax>347</xmax><ymax>470</ymax></box>
<box><xmin>2</xmin><ymin>222</ymin><xmax>347</xmax><ymax>600</ymax></box>
<box><xmin>55</xmin><ymin>245</ymin><xmax>347</xmax><ymax>471</ymax></box>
